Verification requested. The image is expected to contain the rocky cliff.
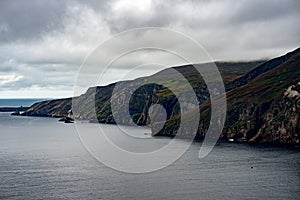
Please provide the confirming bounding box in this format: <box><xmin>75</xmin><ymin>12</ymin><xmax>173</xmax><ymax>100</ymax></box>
<box><xmin>21</xmin><ymin>48</ymin><xmax>300</xmax><ymax>145</ymax></box>
<box><xmin>155</xmin><ymin>48</ymin><xmax>300</xmax><ymax>145</ymax></box>
<box><xmin>223</xmin><ymin>50</ymin><xmax>300</xmax><ymax>144</ymax></box>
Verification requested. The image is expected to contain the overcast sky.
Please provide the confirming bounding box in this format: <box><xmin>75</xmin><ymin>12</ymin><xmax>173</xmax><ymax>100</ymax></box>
<box><xmin>0</xmin><ymin>0</ymin><xmax>299</xmax><ymax>98</ymax></box>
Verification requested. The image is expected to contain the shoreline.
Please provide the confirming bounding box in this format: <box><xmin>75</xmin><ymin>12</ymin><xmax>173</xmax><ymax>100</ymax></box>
<box><xmin>11</xmin><ymin>113</ymin><xmax>300</xmax><ymax>148</ymax></box>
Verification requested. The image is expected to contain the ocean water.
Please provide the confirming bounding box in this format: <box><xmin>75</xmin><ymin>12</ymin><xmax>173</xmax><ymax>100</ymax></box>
<box><xmin>0</xmin><ymin>99</ymin><xmax>51</xmax><ymax>107</ymax></box>
<box><xmin>0</xmin><ymin>112</ymin><xmax>299</xmax><ymax>200</ymax></box>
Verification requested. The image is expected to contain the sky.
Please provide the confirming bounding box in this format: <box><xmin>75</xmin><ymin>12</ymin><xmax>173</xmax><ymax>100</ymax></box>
<box><xmin>0</xmin><ymin>0</ymin><xmax>299</xmax><ymax>98</ymax></box>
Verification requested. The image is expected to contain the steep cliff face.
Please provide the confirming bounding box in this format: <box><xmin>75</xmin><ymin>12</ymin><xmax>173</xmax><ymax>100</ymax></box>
<box><xmin>155</xmin><ymin>48</ymin><xmax>300</xmax><ymax>145</ymax></box>
<box><xmin>222</xmin><ymin>51</ymin><xmax>300</xmax><ymax>144</ymax></box>
<box><xmin>222</xmin><ymin>91</ymin><xmax>300</xmax><ymax>144</ymax></box>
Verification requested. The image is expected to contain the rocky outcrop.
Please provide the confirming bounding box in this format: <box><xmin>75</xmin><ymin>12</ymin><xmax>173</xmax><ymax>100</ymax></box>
<box><xmin>11</xmin><ymin>110</ymin><xmax>20</xmax><ymax>116</ymax></box>
<box><xmin>58</xmin><ymin>117</ymin><xmax>74</xmax><ymax>123</ymax></box>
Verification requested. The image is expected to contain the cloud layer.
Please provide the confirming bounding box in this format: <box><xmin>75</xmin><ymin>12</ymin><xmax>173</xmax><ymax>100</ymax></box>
<box><xmin>0</xmin><ymin>0</ymin><xmax>299</xmax><ymax>98</ymax></box>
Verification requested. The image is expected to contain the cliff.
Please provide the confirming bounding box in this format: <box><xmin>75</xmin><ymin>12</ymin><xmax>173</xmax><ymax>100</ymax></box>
<box><xmin>21</xmin><ymin>48</ymin><xmax>300</xmax><ymax>145</ymax></box>
<box><xmin>155</xmin><ymin>48</ymin><xmax>300</xmax><ymax>145</ymax></box>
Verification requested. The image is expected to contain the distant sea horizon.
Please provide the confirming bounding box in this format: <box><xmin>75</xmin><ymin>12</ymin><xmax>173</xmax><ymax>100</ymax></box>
<box><xmin>0</xmin><ymin>98</ymin><xmax>52</xmax><ymax>107</ymax></box>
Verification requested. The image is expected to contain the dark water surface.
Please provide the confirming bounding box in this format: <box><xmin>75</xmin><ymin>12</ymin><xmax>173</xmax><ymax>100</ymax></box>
<box><xmin>0</xmin><ymin>113</ymin><xmax>299</xmax><ymax>200</ymax></box>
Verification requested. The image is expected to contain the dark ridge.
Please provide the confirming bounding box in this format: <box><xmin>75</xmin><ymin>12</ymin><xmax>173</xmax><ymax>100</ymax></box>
<box><xmin>0</xmin><ymin>107</ymin><xmax>29</xmax><ymax>112</ymax></box>
<box><xmin>226</xmin><ymin>48</ymin><xmax>300</xmax><ymax>91</ymax></box>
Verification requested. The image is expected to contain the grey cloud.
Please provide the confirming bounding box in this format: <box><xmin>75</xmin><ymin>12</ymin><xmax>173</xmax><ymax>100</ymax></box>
<box><xmin>230</xmin><ymin>0</ymin><xmax>300</xmax><ymax>24</ymax></box>
<box><xmin>0</xmin><ymin>68</ymin><xmax>75</xmax><ymax>91</ymax></box>
<box><xmin>104</xmin><ymin>0</ymin><xmax>300</xmax><ymax>38</ymax></box>
<box><xmin>0</xmin><ymin>0</ymin><xmax>110</xmax><ymax>43</ymax></box>
<box><xmin>0</xmin><ymin>0</ymin><xmax>299</xmax><ymax>97</ymax></box>
<box><xmin>0</xmin><ymin>0</ymin><xmax>68</xmax><ymax>43</ymax></box>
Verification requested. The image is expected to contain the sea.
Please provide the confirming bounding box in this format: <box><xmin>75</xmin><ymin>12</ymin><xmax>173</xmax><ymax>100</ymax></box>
<box><xmin>0</xmin><ymin>99</ymin><xmax>299</xmax><ymax>199</ymax></box>
<box><xmin>0</xmin><ymin>99</ymin><xmax>51</xmax><ymax>107</ymax></box>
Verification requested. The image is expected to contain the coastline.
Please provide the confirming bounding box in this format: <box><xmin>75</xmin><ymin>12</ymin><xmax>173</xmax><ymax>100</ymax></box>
<box><xmin>10</xmin><ymin>112</ymin><xmax>300</xmax><ymax>148</ymax></box>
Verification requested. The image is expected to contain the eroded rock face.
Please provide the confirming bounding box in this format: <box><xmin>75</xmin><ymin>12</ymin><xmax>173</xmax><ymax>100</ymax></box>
<box><xmin>223</xmin><ymin>93</ymin><xmax>300</xmax><ymax>144</ymax></box>
<box><xmin>284</xmin><ymin>82</ymin><xmax>300</xmax><ymax>98</ymax></box>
